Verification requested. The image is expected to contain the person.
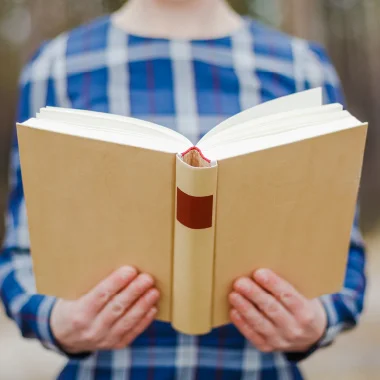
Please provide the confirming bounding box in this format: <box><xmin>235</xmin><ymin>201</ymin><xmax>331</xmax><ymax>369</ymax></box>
<box><xmin>0</xmin><ymin>0</ymin><xmax>366</xmax><ymax>379</ymax></box>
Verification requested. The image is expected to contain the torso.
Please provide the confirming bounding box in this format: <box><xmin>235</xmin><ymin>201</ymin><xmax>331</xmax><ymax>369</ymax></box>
<box><xmin>47</xmin><ymin>15</ymin><xmax>307</xmax><ymax>379</ymax></box>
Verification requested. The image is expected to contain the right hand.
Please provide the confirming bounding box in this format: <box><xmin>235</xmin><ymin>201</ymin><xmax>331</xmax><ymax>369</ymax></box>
<box><xmin>50</xmin><ymin>266</ymin><xmax>159</xmax><ymax>354</ymax></box>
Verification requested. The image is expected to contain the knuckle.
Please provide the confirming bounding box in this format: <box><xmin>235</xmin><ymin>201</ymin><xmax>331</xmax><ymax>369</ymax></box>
<box><xmin>111</xmin><ymin>299</ymin><xmax>125</xmax><ymax>316</ymax></box>
<box><xmin>71</xmin><ymin>313</ymin><xmax>87</xmax><ymax>330</ymax></box>
<box><xmin>240</xmin><ymin>300</ymin><xmax>251</xmax><ymax>314</ymax></box>
<box><xmin>139</xmin><ymin>273</ymin><xmax>154</xmax><ymax>288</ymax></box>
<box><xmin>97</xmin><ymin>340</ymin><xmax>111</xmax><ymax>350</ymax></box>
<box><xmin>259</xmin><ymin>345</ymin><xmax>273</xmax><ymax>353</ymax></box>
<box><xmin>266</xmin><ymin>299</ymin><xmax>279</xmax><ymax>314</ymax></box>
<box><xmin>289</xmin><ymin>327</ymin><xmax>304</xmax><ymax>341</ymax></box>
<box><xmin>97</xmin><ymin>289</ymin><xmax>111</xmax><ymax>303</ymax></box>
<box><xmin>259</xmin><ymin>294</ymin><xmax>269</xmax><ymax>307</ymax></box>
<box><xmin>255</xmin><ymin>317</ymin><xmax>268</xmax><ymax>332</ymax></box>
<box><xmin>112</xmin><ymin>330</ymin><xmax>126</xmax><ymax>344</ymax></box>
<box><xmin>81</xmin><ymin>329</ymin><xmax>98</xmax><ymax>344</ymax></box>
<box><xmin>126</xmin><ymin>313</ymin><xmax>141</xmax><ymax>328</ymax></box>
<box><xmin>141</xmin><ymin>289</ymin><xmax>158</xmax><ymax>306</ymax></box>
<box><xmin>117</xmin><ymin>314</ymin><xmax>136</xmax><ymax>333</ymax></box>
<box><xmin>141</xmin><ymin>295</ymin><xmax>152</xmax><ymax>310</ymax></box>
<box><xmin>280</xmin><ymin>291</ymin><xmax>294</xmax><ymax>306</ymax></box>
<box><xmin>122</xmin><ymin>319</ymin><xmax>134</xmax><ymax>333</ymax></box>
<box><xmin>267</xmin><ymin>337</ymin><xmax>283</xmax><ymax>350</ymax></box>
<box><xmin>278</xmin><ymin>338</ymin><xmax>291</xmax><ymax>350</ymax></box>
<box><xmin>114</xmin><ymin>342</ymin><xmax>126</xmax><ymax>350</ymax></box>
<box><xmin>245</xmin><ymin>309</ymin><xmax>258</xmax><ymax>324</ymax></box>
<box><xmin>299</xmin><ymin>312</ymin><xmax>314</xmax><ymax>326</ymax></box>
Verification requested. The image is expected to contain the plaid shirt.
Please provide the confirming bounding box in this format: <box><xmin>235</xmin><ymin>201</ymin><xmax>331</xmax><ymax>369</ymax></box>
<box><xmin>0</xmin><ymin>15</ymin><xmax>366</xmax><ymax>380</ymax></box>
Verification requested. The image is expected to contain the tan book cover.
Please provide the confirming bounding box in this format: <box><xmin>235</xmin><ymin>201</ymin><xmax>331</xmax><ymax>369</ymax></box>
<box><xmin>17</xmin><ymin>127</ymin><xmax>175</xmax><ymax>321</ymax></box>
<box><xmin>16</xmin><ymin>89</ymin><xmax>368</xmax><ymax>335</ymax></box>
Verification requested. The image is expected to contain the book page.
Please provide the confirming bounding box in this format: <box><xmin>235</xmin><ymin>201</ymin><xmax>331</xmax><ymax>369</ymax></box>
<box><xmin>201</xmin><ymin>114</ymin><xmax>362</xmax><ymax>161</ymax></box>
<box><xmin>197</xmin><ymin>104</ymin><xmax>343</xmax><ymax>151</ymax></box>
<box><xmin>40</xmin><ymin>107</ymin><xmax>192</xmax><ymax>147</ymax></box>
<box><xmin>198</xmin><ymin>87</ymin><xmax>323</xmax><ymax>144</ymax></box>
<box><xmin>23</xmin><ymin>117</ymin><xmax>190</xmax><ymax>154</ymax></box>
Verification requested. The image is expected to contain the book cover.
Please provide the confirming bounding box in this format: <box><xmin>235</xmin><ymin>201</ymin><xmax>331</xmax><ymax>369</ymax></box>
<box><xmin>16</xmin><ymin>89</ymin><xmax>368</xmax><ymax>334</ymax></box>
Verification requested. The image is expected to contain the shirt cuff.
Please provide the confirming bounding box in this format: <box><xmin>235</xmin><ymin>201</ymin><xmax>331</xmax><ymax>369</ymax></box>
<box><xmin>285</xmin><ymin>295</ymin><xmax>336</xmax><ymax>362</ymax></box>
<box><xmin>317</xmin><ymin>294</ymin><xmax>342</xmax><ymax>347</ymax></box>
<box><xmin>39</xmin><ymin>296</ymin><xmax>92</xmax><ymax>360</ymax></box>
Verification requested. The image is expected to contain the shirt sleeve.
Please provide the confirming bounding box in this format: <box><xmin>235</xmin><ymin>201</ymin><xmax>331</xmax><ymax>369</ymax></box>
<box><xmin>286</xmin><ymin>42</ymin><xmax>367</xmax><ymax>362</ymax></box>
<box><xmin>0</xmin><ymin>42</ymin><xmax>88</xmax><ymax>359</ymax></box>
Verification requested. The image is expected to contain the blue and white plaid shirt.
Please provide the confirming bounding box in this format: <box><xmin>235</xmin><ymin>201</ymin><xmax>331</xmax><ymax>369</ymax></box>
<box><xmin>0</xmin><ymin>15</ymin><xmax>366</xmax><ymax>380</ymax></box>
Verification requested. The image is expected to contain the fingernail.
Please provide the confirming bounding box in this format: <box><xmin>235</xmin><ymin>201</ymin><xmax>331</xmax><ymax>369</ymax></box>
<box><xmin>281</xmin><ymin>292</ymin><xmax>293</xmax><ymax>306</ymax></box>
<box><xmin>230</xmin><ymin>309</ymin><xmax>241</xmax><ymax>321</ymax></box>
<box><xmin>139</xmin><ymin>273</ymin><xmax>155</xmax><ymax>287</ymax></box>
<box><xmin>120</xmin><ymin>266</ymin><xmax>137</xmax><ymax>279</ymax></box>
<box><xmin>150</xmin><ymin>307</ymin><xmax>158</xmax><ymax>315</ymax></box>
<box><xmin>146</xmin><ymin>289</ymin><xmax>159</xmax><ymax>302</ymax></box>
<box><xmin>234</xmin><ymin>277</ymin><xmax>250</xmax><ymax>292</ymax></box>
<box><xmin>255</xmin><ymin>269</ymin><xmax>269</xmax><ymax>283</ymax></box>
<box><xmin>231</xmin><ymin>292</ymin><xmax>244</xmax><ymax>306</ymax></box>
<box><xmin>229</xmin><ymin>292</ymin><xmax>238</xmax><ymax>303</ymax></box>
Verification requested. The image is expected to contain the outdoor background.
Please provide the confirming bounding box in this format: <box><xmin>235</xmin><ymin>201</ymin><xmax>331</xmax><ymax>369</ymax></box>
<box><xmin>0</xmin><ymin>1</ymin><xmax>379</xmax><ymax>379</ymax></box>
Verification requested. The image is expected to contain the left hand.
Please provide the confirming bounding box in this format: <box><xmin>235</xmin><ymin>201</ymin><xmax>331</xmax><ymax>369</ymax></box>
<box><xmin>229</xmin><ymin>269</ymin><xmax>327</xmax><ymax>353</ymax></box>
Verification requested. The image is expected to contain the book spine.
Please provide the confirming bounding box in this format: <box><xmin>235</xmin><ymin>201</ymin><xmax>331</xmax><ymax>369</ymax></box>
<box><xmin>172</xmin><ymin>150</ymin><xmax>218</xmax><ymax>335</ymax></box>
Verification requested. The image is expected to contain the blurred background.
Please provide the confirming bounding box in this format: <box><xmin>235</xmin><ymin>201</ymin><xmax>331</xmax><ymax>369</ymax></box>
<box><xmin>0</xmin><ymin>0</ymin><xmax>379</xmax><ymax>379</ymax></box>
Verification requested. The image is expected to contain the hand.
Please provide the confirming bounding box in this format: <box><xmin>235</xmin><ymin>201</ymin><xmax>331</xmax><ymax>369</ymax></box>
<box><xmin>229</xmin><ymin>269</ymin><xmax>327</xmax><ymax>353</ymax></box>
<box><xmin>50</xmin><ymin>266</ymin><xmax>159</xmax><ymax>354</ymax></box>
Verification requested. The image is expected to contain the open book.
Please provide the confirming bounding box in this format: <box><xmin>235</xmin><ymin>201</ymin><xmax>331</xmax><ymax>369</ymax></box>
<box><xmin>17</xmin><ymin>88</ymin><xmax>367</xmax><ymax>335</ymax></box>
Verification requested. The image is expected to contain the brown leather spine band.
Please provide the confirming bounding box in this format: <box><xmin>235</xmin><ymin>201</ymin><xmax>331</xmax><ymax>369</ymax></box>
<box><xmin>176</xmin><ymin>187</ymin><xmax>213</xmax><ymax>229</ymax></box>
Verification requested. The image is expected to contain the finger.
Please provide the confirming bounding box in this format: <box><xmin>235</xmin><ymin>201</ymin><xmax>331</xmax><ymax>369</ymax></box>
<box><xmin>229</xmin><ymin>292</ymin><xmax>275</xmax><ymax>337</ymax></box>
<box><xmin>110</xmin><ymin>288</ymin><xmax>160</xmax><ymax>337</ymax></box>
<box><xmin>230</xmin><ymin>309</ymin><xmax>273</xmax><ymax>353</ymax></box>
<box><xmin>234</xmin><ymin>277</ymin><xmax>295</xmax><ymax>331</ymax></box>
<box><xmin>117</xmin><ymin>307</ymin><xmax>157</xmax><ymax>349</ymax></box>
<box><xmin>81</xmin><ymin>266</ymin><xmax>138</xmax><ymax>316</ymax></box>
<box><xmin>95</xmin><ymin>273</ymin><xmax>155</xmax><ymax>328</ymax></box>
<box><xmin>253</xmin><ymin>269</ymin><xmax>309</xmax><ymax>318</ymax></box>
